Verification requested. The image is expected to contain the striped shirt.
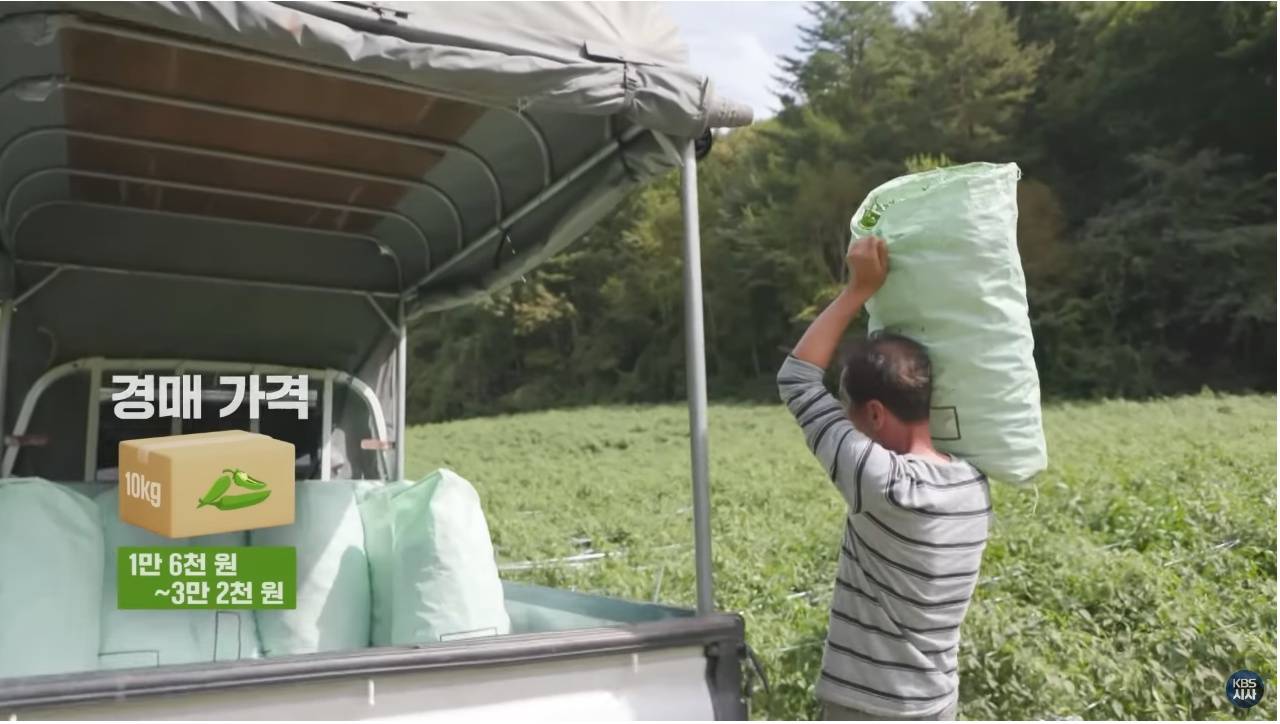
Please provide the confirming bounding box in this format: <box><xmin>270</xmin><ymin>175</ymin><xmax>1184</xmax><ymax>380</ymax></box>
<box><xmin>777</xmin><ymin>355</ymin><xmax>991</xmax><ymax>718</ymax></box>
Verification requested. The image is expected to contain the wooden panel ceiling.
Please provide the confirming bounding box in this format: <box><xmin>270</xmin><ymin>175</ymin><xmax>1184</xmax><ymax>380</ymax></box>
<box><xmin>57</xmin><ymin>26</ymin><xmax>485</xmax><ymax>234</ymax></box>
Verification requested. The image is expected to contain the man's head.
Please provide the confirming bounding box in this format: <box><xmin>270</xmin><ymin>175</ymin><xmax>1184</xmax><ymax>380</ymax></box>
<box><xmin>839</xmin><ymin>331</ymin><xmax>932</xmax><ymax>452</ymax></box>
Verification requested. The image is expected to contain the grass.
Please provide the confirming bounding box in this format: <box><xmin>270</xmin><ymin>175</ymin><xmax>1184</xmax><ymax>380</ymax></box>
<box><xmin>404</xmin><ymin>391</ymin><xmax>1277</xmax><ymax>720</ymax></box>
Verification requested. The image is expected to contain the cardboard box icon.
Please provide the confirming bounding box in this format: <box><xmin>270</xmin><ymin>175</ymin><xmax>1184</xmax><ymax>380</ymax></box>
<box><xmin>118</xmin><ymin>430</ymin><xmax>295</xmax><ymax>538</ymax></box>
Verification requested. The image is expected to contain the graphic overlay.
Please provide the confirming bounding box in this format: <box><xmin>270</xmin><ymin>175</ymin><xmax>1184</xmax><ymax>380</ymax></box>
<box><xmin>1225</xmin><ymin>670</ymin><xmax>1265</xmax><ymax>709</ymax></box>
<box><xmin>117</xmin><ymin>546</ymin><xmax>296</xmax><ymax>610</ymax></box>
<box><xmin>111</xmin><ymin>374</ymin><xmax>310</xmax><ymax>420</ymax></box>
<box><xmin>117</xmin><ymin>430</ymin><xmax>295</xmax><ymax>538</ymax></box>
<box><xmin>198</xmin><ymin>469</ymin><xmax>274</xmax><ymax>510</ymax></box>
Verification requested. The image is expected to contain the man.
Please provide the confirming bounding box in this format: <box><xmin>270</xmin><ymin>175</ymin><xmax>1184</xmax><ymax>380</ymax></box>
<box><xmin>777</xmin><ymin>235</ymin><xmax>991</xmax><ymax>721</ymax></box>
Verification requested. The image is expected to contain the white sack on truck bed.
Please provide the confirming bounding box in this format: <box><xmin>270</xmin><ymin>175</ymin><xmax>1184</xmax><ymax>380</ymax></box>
<box><xmin>250</xmin><ymin>481</ymin><xmax>371</xmax><ymax>655</ymax></box>
<box><xmin>359</xmin><ymin>470</ymin><xmax>510</xmax><ymax>645</ymax></box>
<box><xmin>0</xmin><ymin>480</ymin><xmax>103</xmax><ymax>678</ymax></box>
<box><xmin>96</xmin><ymin>490</ymin><xmax>261</xmax><ymax>669</ymax></box>
<box><xmin>851</xmin><ymin>162</ymin><xmax>1047</xmax><ymax>483</ymax></box>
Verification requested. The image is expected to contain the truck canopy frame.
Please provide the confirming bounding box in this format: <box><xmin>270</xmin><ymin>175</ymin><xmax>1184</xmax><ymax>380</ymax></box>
<box><xmin>0</xmin><ymin>2</ymin><xmax>754</xmax><ymax>705</ymax></box>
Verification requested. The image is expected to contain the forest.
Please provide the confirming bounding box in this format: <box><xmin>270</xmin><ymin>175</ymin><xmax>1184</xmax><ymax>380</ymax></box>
<box><xmin>406</xmin><ymin>1</ymin><xmax>1277</xmax><ymax>423</ymax></box>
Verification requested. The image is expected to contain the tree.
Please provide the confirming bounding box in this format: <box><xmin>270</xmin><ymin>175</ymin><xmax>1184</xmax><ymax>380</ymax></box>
<box><xmin>406</xmin><ymin>1</ymin><xmax>1278</xmax><ymax>423</ymax></box>
<box><xmin>1032</xmin><ymin>147</ymin><xmax>1276</xmax><ymax>396</ymax></box>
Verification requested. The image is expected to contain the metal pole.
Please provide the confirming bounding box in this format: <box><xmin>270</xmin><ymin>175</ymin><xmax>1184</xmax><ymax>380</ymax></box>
<box><xmin>396</xmin><ymin>299</ymin><xmax>408</xmax><ymax>481</ymax></box>
<box><xmin>320</xmin><ymin>371</ymin><xmax>334</xmax><ymax>481</ymax></box>
<box><xmin>171</xmin><ymin>364</ymin><xmax>183</xmax><ymax>436</ymax></box>
<box><xmin>0</xmin><ymin>300</ymin><xmax>12</xmax><ymax>458</ymax></box>
<box><xmin>679</xmin><ymin>139</ymin><xmax>714</xmax><ymax>615</ymax></box>
<box><xmin>83</xmin><ymin>361</ymin><xmax>101</xmax><ymax>480</ymax></box>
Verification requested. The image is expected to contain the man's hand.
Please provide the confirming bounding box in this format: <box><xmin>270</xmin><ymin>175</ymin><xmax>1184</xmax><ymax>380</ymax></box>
<box><xmin>847</xmin><ymin>235</ymin><xmax>889</xmax><ymax>297</ymax></box>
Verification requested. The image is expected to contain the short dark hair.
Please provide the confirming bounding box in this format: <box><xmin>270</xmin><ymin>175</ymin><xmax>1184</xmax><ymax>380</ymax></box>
<box><xmin>839</xmin><ymin>331</ymin><xmax>933</xmax><ymax>422</ymax></box>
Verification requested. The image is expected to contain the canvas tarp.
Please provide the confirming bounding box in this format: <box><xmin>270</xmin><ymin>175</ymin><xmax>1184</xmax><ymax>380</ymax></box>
<box><xmin>0</xmin><ymin>1</ymin><xmax>751</xmax><ymax>479</ymax></box>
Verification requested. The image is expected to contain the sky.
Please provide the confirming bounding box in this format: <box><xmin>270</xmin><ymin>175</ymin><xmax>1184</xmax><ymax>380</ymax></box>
<box><xmin>665</xmin><ymin>1</ymin><xmax>923</xmax><ymax>122</ymax></box>
<box><xmin>663</xmin><ymin>1</ymin><xmax>810</xmax><ymax>122</ymax></box>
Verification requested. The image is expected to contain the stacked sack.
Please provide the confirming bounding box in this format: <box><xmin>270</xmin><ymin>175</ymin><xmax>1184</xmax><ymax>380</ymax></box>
<box><xmin>0</xmin><ymin>470</ymin><xmax>509</xmax><ymax>679</ymax></box>
<box><xmin>0</xmin><ymin>479</ymin><xmax>104</xmax><ymax>677</ymax></box>
<box><xmin>96</xmin><ymin>489</ymin><xmax>262</xmax><ymax>669</ymax></box>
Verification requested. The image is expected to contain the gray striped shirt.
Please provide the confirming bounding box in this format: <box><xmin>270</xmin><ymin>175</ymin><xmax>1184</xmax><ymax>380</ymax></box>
<box><xmin>777</xmin><ymin>355</ymin><xmax>990</xmax><ymax>718</ymax></box>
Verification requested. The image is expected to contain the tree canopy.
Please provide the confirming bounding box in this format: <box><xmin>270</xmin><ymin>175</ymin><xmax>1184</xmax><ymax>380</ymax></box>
<box><xmin>408</xmin><ymin>1</ymin><xmax>1277</xmax><ymax>423</ymax></box>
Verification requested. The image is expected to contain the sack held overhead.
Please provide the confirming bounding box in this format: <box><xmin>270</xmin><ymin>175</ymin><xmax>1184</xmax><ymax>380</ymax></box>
<box><xmin>851</xmin><ymin>162</ymin><xmax>1048</xmax><ymax>483</ymax></box>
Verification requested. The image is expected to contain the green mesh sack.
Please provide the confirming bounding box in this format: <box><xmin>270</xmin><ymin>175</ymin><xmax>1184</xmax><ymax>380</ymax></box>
<box><xmin>851</xmin><ymin>162</ymin><xmax>1047</xmax><ymax>483</ymax></box>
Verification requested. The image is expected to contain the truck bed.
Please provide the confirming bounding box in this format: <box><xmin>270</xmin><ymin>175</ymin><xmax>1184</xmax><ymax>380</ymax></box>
<box><xmin>1</xmin><ymin>581</ymin><xmax>746</xmax><ymax>720</ymax></box>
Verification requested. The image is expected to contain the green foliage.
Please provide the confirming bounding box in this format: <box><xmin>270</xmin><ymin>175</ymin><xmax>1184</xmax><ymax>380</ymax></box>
<box><xmin>407</xmin><ymin>0</ymin><xmax>1276</xmax><ymax>422</ymax></box>
<box><xmin>406</xmin><ymin>394</ymin><xmax>1277</xmax><ymax>720</ymax></box>
<box><xmin>1031</xmin><ymin>147</ymin><xmax>1276</xmax><ymax>397</ymax></box>
<box><xmin>903</xmin><ymin>153</ymin><xmax>955</xmax><ymax>173</ymax></box>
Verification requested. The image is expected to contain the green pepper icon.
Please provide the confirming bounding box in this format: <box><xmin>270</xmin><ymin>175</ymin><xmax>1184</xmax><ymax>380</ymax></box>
<box><xmin>197</xmin><ymin>475</ymin><xmax>232</xmax><ymax>508</ymax></box>
<box><xmin>212</xmin><ymin>489</ymin><xmax>271</xmax><ymax>511</ymax></box>
<box><xmin>224</xmin><ymin>468</ymin><xmax>268</xmax><ymax>491</ymax></box>
<box><xmin>197</xmin><ymin>468</ymin><xmax>272</xmax><ymax>510</ymax></box>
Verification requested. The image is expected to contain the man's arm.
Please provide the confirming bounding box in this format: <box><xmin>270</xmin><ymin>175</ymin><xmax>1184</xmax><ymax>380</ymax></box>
<box><xmin>791</xmin><ymin>235</ymin><xmax>887</xmax><ymax>370</ymax></box>
<box><xmin>776</xmin><ymin>236</ymin><xmax>896</xmax><ymax>513</ymax></box>
<box><xmin>790</xmin><ymin>288</ymin><xmax>871</xmax><ymax>371</ymax></box>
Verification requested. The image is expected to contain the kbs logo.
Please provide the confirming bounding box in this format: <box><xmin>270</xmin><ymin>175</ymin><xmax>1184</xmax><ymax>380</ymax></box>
<box><xmin>1225</xmin><ymin>670</ymin><xmax>1264</xmax><ymax>709</ymax></box>
<box><xmin>123</xmin><ymin>471</ymin><xmax>161</xmax><ymax>508</ymax></box>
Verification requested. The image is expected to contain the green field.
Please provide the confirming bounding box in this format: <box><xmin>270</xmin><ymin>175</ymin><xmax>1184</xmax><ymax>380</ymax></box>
<box><xmin>405</xmin><ymin>392</ymin><xmax>1277</xmax><ymax>720</ymax></box>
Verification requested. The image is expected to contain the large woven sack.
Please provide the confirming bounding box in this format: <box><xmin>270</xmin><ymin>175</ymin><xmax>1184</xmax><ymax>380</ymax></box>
<box><xmin>0</xmin><ymin>479</ymin><xmax>103</xmax><ymax>677</ymax></box>
<box><xmin>97</xmin><ymin>489</ymin><xmax>260</xmax><ymax>669</ymax></box>
<box><xmin>851</xmin><ymin>162</ymin><xmax>1047</xmax><ymax>482</ymax></box>
<box><xmin>359</xmin><ymin>470</ymin><xmax>510</xmax><ymax>645</ymax></box>
<box><xmin>250</xmin><ymin>481</ymin><xmax>371</xmax><ymax>655</ymax></box>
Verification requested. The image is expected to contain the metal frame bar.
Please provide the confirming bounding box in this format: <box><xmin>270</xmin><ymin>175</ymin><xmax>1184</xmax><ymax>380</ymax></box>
<box><xmin>396</xmin><ymin>298</ymin><xmax>408</xmax><ymax>480</ymax></box>
<box><xmin>10</xmin><ymin>12</ymin><xmax>553</xmax><ymax>187</ymax></box>
<box><xmin>320</xmin><ymin>371</ymin><xmax>334</xmax><ymax>480</ymax></box>
<box><xmin>363</xmin><ymin>294</ymin><xmax>399</xmax><ymax>335</ymax></box>
<box><xmin>3</xmin><ymin>76</ymin><xmax>507</xmax><ymax>224</ymax></box>
<box><xmin>364</xmin><ymin>292</ymin><xmax>408</xmax><ymax>479</ymax></box>
<box><xmin>679</xmin><ymin>139</ymin><xmax>714</xmax><ymax>616</ymax></box>
<box><xmin>3</xmin><ymin>167</ymin><xmax>433</xmax><ymax>272</ymax></box>
<box><xmin>0</xmin><ymin>301</ymin><xmax>11</xmax><ymax>456</ymax></box>
<box><xmin>82</xmin><ymin>362</ymin><xmax>100</xmax><ymax>479</ymax></box>
<box><xmin>10</xmin><ymin>200</ymin><xmax>403</xmax><ymax>290</ymax></box>
<box><xmin>13</xmin><ymin>266</ymin><xmax>61</xmax><ymax>306</ymax></box>
<box><xmin>1</xmin><ymin>357</ymin><xmax>392</xmax><ymax>478</ymax></box>
<box><xmin>0</xmin><ymin>127</ymin><xmax>466</xmax><ymax>253</ymax></box>
<box><xmin>406</xmin><ymin>123</ymin><xmax>646</xmax><ymax>308</ymax></box>
<box><xmin>170</xmin><ymin>363</ymin><xmax>185</xmax><ymax>436</ymax></box>
<box><xmin>16</xmin><ymin>259</ymin><xmax>400</xmax><ymax>300</ymax></box>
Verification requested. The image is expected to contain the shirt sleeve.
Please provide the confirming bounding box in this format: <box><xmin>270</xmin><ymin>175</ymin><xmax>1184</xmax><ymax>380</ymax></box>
<box><xmin>776</xmin><ymin>354</ymin><xmax>900</xmax><ymax>514</ymax></box>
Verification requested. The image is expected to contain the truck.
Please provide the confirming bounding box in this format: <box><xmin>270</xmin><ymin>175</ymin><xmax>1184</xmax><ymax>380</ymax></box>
<box><xmin>0</xmin><ymin>1</ymin><xmax>756</xmax><ymax>719</ymax></box>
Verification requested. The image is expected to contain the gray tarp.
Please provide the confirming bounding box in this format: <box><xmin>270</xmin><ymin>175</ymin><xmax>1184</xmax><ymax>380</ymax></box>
<box><xmin>0</xmin><ymin>1</ymin><xmax>750</xmax><ymax>479</ymax></box>
<box><xmin>34</xmin><ymin>1</ymin><xmax>734</xmax><ymax>136</ymax></box>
